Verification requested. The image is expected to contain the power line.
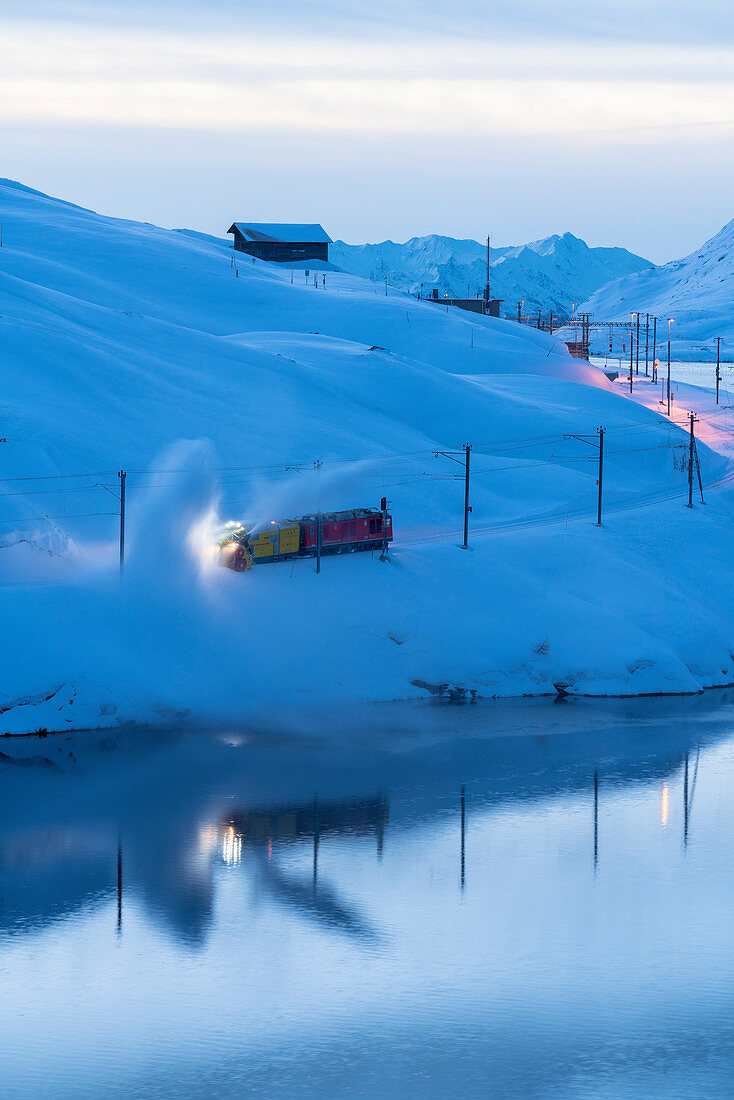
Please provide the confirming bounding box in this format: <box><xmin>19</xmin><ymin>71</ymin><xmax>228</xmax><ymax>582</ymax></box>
<box><xmin>0</xmin><ymin>511</ymin><xmax>118</xmax><ymax>524</ymax></box>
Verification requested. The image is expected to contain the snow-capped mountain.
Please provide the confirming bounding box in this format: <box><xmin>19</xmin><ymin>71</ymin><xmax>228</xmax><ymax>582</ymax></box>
<box><xmin>331</xmin><ymin>232</ymin><xmax>652</xmax><ymax>314</ymax></box>
<box><xmin>581</xmin><ymin>220</ymin><xmax>734</xmax><ymax>360</ymax></box>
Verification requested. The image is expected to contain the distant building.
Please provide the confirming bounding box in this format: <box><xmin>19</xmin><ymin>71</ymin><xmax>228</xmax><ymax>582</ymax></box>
<box><xmin>227</xmin><ymin>223</ymin><xmax>332</xmax><ymax>264</ymax></box>
<box><xmin>424</xmin><ymin>289</ymin><xmax>503</xmax><ymax>318</ymax></box>
<box><xmin>564</xmin><ymin>340</ymin><xmax>590</xmax><ymax>360</ymax></box>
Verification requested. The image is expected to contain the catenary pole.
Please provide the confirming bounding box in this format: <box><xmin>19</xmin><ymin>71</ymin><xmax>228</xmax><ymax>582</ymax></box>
<box><xmin>652</xmin><ymin>316</ymin><xmax>657</xmax><ymax>382</ymax></box>
<box><xmin>629</xmin><ymin>321</ymin><xmax>634</xmax><ymax>393</ymax></box>
<box><xmin>118</xmin><ymin>469</ymin><xmax>126</xmax><ymax>574</ymax></box>
<box><xmin>645</xmin><ymin>314</ymin><xmax>650</xmax><ymax>376</ymax></box>
<box><xmin>485</xmin><ymin>235</ymin><xmax>490</xmax><ymax>308</ymax></box>
<box><xmin>463</xmin><ymin>443</ymin><xmax>472</xmax><ymax>549</ymax></box>
<box><xmin>597</xmin><ymin>427</ymin><xmax>605</xmax><ymax>526</ymax></box>
<box><xmin>635</xmin><ymin>312</ymin><xmax>640</xmax><ymax>375</ymax></box>
<box><xmin>667</xmin><ymin>321</ymin><xmax>672</xmax><ymax>416</ymax></box>
<box><xmin>716</xmin><ymin>337</ymin><xmax>721</xmax><ymax>404</ymax></box>
<box><xmin>687</xmin><ymin>413</ymin><xmax>696</xmax><ymax>508</ymax></box>
<box><xmin>315</xmin><ymin>458</ymin><xmax>322</xmax><ymax>574</ymax></box>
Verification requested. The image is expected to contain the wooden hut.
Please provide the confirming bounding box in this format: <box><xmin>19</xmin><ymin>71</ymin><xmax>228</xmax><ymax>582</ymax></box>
<box><xmin>227</xmin><ymin>223</ymin><xmax>332</xmax><ymax>264</ymax></box>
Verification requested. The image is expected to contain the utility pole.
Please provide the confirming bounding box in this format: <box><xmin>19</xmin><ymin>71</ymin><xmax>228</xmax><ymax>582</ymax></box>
<box><xmin>651</xmin><ymin>317</ymin><xmax>657</xmax><ymax>382</ymax></box>
<box><xmin>645</xmin><ymin>314</ymin><xmax>650</xmax><ymax>376</ymax></box>
<box><xmin>549</xmin><ymin>310</ymin><xmax>554</xmax><ymax>334</ymax></box>
<box><xmin>315</xmin><ymin>458</ymin><xmax>322</xmax><ymax>574</ymax></box>
<box><xmin>597</xmin><ymin>427</ymin><xmax>605</xmax><ymax>526</ymax></box>
<box><xmin>463</xmin><ymin>443</ymin><xmax>472</xmax><ymax>549</ymax></box>
<box><xmin>667</xmin><ymin>319</ymin><xmax>674</xmax><ymax>416</ymax></box>
<box><xmin>537</xmin><ymin>309</ymin><xmax>541</xmax><ymax>329</ymax></box>
<box><xmin>385</xmin><ymin>275</ymin><xmax>388</xmax><ymax>297</ymax></box>
<box><xmin>517</xmin><ymin>300</ymin><xmax>522</xmax><ymax>323</ymax></box>
<box><xmin>118</xmin><ymin>469</ymin><xmax>126</xmax><ymax>574</ymax></box>
<box><xmin>635</xmin><ymin>311</ymin><xmax>640</xmax><ymax>375</ymax></box>
<box><xmin>485</xmin><ymin>235</ymin><xmax>490</xmax><ymax>312</ymax></box>
<box><xmin>716</xmin><ymin>337</ymin><xmax>721</xmax><ymax>404</ymax></box>
<box><xmin>687</xmin><ymin>413</ymin><xmax>697</xmax><ymax>508</ymax></box>
<box><xmin>380</xmin><ymin>495</ymin><xmax>389</xmax><ymax>561</ymax></box>
<box><xmin>629</xmin><ymin>323</ymin><xmax>634</xmax><ymax>393</ymax></box>
<box><xmin>567</xmin><ymin>432</ymin><xmax>605</xmax><ymax>523</ymax></box>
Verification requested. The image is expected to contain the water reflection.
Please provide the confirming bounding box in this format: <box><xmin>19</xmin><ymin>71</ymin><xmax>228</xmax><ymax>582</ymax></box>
<box><xmin>0</xmin><ymin>693</ymin><xmax>728</xmax><ymax>948</ymax></box>
<box><xmin>1</xmin><ymin>693</ymin><xmax>734</xmax><ymax>1098</ymax></box>
<box><xmin>218</xmin><ymin>797</ymin><xmax>389</xmax><ymax>942</ymax></box>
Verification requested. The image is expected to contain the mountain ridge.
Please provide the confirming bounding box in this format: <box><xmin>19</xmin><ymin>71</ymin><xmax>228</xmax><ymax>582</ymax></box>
<box><xmin>580</xmin><ymin>218</ymin><xmax>734</xmax><ymax>359</ymax></box>
<box><xmin>332</xmin><ymin>231</ymin><xmax>652</xmax><ymax>314</ymax></box>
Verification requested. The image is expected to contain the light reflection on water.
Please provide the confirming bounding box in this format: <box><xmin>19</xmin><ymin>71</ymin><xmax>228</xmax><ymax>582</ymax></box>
<box><xmin>1</xmin><ymin>694</ymin><xmax>734</xmax><ymax>1098</ymax></box>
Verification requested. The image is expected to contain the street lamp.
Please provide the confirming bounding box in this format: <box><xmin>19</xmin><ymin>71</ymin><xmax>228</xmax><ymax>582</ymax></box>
<box><xmin>667</xmin><ymin>319</ymin><xmax>675</xmax><ymax>415</ymax></box>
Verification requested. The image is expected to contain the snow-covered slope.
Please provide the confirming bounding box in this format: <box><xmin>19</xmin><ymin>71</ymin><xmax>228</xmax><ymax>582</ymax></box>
<box><xmin>0</xmin><ymin>178</ymin><xmax>610</xmax><ymax>545</ymax></box>
<box><xmin>332</xmin><ymin>232</ymin><xmax>651</xmax><ymax>313</ymax></box>
<box><xmin>582</xmin><ymin>220</ymin><xmax>734</xmax><ymax>360</ymax></box>
<box><xmin>1</xmin><ymin>178</ymin><xmax>733</xmax><ymax>733</ymax></box>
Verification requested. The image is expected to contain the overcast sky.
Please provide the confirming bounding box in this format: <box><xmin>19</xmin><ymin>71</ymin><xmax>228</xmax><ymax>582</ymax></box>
<box><xmin>1</xmin><ymin>0</ymin><xmax>732</xmax><ymax>261</ymax></box>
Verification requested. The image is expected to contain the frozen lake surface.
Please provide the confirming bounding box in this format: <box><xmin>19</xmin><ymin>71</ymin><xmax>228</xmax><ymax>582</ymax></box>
<box><xmin>2</xmin><ymin>695</ymin><xmax>734</xmax><ymax>1098</ymax></box>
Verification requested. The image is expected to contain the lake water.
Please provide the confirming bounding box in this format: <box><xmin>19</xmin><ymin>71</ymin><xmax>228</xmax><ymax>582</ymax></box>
<box><xmin>2</xmin><ymin>694</ymin><xmax>734</xmax><ymax>1098</ymax></box>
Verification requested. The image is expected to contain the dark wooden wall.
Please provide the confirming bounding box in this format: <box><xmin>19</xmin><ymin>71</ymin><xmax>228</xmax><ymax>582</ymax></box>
<box><xmin>232</xmin><ymin>231</ymin><xmax>329</xmax><ymax>264</ymax></box>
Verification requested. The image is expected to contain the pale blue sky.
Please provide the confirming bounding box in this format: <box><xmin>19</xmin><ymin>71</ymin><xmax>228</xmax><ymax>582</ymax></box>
<box><xmin>1</xmin><ymin>0</ymin><xmax>732</xmax><ymax>260</ymax></box>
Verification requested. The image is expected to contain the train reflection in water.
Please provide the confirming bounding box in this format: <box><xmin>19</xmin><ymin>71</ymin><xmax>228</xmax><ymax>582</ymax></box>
<box><xmin>221</xmin><ymin>796</ymin><xmax>389</xmax><ymax>861</ymax></box>
<box><xmin>218</xmin><ymin>797</ymin><xmax>390</xmax><ymax>943</ymax></box>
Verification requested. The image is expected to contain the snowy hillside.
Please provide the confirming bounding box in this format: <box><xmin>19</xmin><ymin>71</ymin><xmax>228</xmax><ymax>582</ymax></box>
<box><xmin>332</xmin><ymin>232</ymin><xmax>651</xmax><ymax>313</ymax></box>
<box><xmin>1</xmin><ymin>178</ymin><xmax>734</xmax><ymax>733</ymax></box>
<box><xmin>581</xmin><ymin>220</ymin><xmax>734</xmax><ymax>360</ymax></box>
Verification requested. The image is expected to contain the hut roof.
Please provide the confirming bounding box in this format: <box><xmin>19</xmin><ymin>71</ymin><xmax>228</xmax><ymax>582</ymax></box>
<box><xmin>227</xmin><ymin>223</ymin><xmax>332</xmax><ymax>244</ymax></box>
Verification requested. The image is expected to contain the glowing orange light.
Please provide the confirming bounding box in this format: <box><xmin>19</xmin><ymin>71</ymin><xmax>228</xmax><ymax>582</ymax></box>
<box><xmin>661</xmin><ymin>783</ymin><xmax>669</xmax><ymax>829</ymax></box>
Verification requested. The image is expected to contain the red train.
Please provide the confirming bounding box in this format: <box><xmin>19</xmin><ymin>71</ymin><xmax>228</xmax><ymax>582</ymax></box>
<box><xmin>220</xmin><ymin>503</ymin><xmax>393</xmax><ymax>571</ymax></box>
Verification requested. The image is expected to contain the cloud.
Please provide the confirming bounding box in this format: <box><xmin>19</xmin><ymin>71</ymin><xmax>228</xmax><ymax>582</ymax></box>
<box><xmin>1</xmin><ymin>23</ymin><xmax>732</xmax><ymax>140</ymax></box>
<box><xmin>9</xmin><ymin>0</ymin><xmax>734</xmax><ymax>48</ymax></box>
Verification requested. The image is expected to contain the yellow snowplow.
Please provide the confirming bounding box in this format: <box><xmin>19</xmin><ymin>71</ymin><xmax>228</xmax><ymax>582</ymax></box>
<box><xmin>219</xmin><ymin>540</ymin><xmax>254</xmax><ymax>573</ymax></box>
<box><xmin>218</xmin><ymin>520</ymin><xmax>300</xmax><ymax>572</ymax></box>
